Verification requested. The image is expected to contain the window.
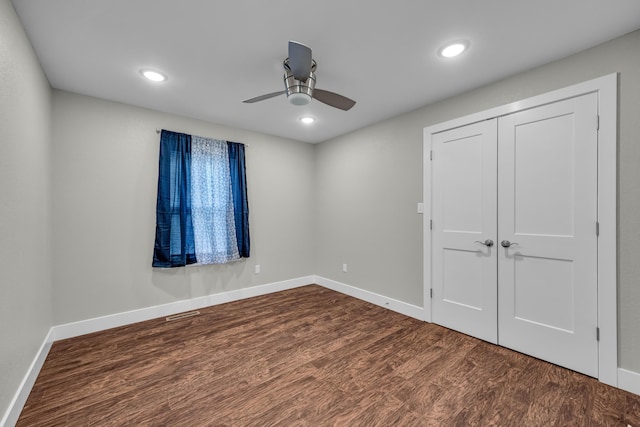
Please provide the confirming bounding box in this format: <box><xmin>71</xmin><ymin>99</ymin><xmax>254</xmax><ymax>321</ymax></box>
<box><xmin>152</xmin><ymin>130</ymin><xmax>249</xmax><ymax>268</ymax></box>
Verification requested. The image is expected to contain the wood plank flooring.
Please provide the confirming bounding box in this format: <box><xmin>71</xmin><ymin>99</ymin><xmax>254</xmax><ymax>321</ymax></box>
<box><xmin>17</xmin><ymin>285</ymin><xmax>640</xmax><ymax>426</ymax></box>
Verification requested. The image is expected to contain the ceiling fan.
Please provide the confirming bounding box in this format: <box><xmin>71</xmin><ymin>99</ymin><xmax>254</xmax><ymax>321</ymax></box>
<box><xmin>243</xmin><ymin>41</ymin><xmax>356</xmax><ymax>111</ymax></box>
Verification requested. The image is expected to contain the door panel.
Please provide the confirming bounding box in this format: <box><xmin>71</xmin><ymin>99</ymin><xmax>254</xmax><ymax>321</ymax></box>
<box><xmin>513</xmin><ymin>256</ymin><xmax>574</xmax><ymax>332</ymax></box>
<box><xmin>432</xmin><ymin>119</ymin><xmax>498</xmax><ymax>344</ymax></box>
<box><xmin>442</xmin><ymin>249</ymin><xmax>485</xmax><ymax>309</ymax></box>
<box><xmin>497</xmin><ymin>93</ymin><xmax>598</xmax><ymax>377</ymax></box>
<box><xmin>512</xmin><ymin>113</ymin><xmax>575</xmax><ymax>236</ymax></box>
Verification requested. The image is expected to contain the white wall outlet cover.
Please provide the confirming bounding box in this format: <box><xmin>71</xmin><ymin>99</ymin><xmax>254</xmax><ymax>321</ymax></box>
<box><xmin>417</xmin><ymin>202</ymin><xmax>424</xmax><ymax>214</ymax></box>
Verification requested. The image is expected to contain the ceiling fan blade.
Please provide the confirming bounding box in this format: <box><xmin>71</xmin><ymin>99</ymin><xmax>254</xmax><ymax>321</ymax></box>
<box><xmin>288</xmin><ymin>40</ymin><xmax>312</xmax><ymax>82</ymax></box>
<box><xmin>313</xmin><ymin>89</ymin><xmax>356</xmax><ymax>111</ymax></box>
<box><xmin>242</xmin><ymin>91</ymin><xmax>285</xmax><ymax>103</ymax></box>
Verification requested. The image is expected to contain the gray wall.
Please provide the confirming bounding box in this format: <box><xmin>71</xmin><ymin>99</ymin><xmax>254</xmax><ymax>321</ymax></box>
<box><xmin>0</xmin><ymin>0</ymin><xmax>53</xmax><ymax>418</ymax></box>
<box><xmin>315</xmin><ymin>113</ymin><xmax>424</xmax><ymax>304</ymax></box>
<box><xmin>315</xmin><ymin>29</ymin><xmax>640</xmax><ymax>372</ymax></box>
<box><xmin>52</xmin><ymin>91</ymin><xmax>316</xmax><ymax>324</ymax></box>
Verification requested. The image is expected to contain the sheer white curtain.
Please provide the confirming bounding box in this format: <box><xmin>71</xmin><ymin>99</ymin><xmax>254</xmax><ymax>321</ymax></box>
<box><xmin>190</xmin><ymin>136</ymin><xmax>239</xmax><ymax>264</ymax></box>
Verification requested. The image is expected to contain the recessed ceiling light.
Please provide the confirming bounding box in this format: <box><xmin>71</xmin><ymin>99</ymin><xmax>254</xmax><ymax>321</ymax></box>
<box><xmin>300</xmin><ymin>116</ymin><xmax>315</xmax><ymax>124</ymax></box>
<box><xmin>439</xmin><ymin>41</ymin><xmax>469</xmax><ymax>58</ymax></box>
<box><xmin>140</xmin><ymin>69</ymin><xmax>167</xmax><ymax>82</ymax></box>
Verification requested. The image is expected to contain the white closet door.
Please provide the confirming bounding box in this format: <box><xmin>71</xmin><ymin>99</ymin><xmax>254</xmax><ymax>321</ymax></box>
<box><xmin>497</xmin><ymin>93</ymin><xmax>599</xmax><ymax>377</ymax></box>
<box><xmin>432</xmin><ymin>119</ymin><xmax>498</xmax><ymax>344</ymax></box>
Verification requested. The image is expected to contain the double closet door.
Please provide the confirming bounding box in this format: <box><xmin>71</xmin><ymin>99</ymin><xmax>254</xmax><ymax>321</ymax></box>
<box><xmin>431</xmin><ymin>93</ymin><xmax>599</xmax><ymax>377</ymax></box>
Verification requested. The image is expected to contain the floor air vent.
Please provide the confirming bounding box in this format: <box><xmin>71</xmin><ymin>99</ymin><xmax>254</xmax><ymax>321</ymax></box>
<box><xmin>166</xmin><ymin>311</ymin><xmax>200</xmax><ymax>321</ymax></box>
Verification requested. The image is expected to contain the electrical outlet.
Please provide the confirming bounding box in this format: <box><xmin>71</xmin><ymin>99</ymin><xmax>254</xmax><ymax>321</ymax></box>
<box><xmin>255</xmin><ymin>264</ymin><xmax>261</xmax><ymax>274</ymax></box>
<box><xmin>342</xmin><ymin>263</ymin><xmax>348</xmax><ymax>273</ymax></box>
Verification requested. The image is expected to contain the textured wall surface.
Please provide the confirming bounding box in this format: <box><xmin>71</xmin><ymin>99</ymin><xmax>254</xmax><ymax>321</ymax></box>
<box><xmin>0</xmin><ymin>0</ymin><xmax>53</xmax><ymax>419</ymax></box>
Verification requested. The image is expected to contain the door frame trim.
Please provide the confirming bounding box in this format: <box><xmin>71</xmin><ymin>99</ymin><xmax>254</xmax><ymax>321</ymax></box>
<box><xmin>423</xmin><ymin>73</ymin><xmax>618</xmax><ymax>386</ymax></box>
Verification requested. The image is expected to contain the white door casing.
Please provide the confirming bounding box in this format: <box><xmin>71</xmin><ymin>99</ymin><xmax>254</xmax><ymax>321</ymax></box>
<box><xmin>423</xmin><ymin>73</ymin><xmax>617</xmax><ymax>386</ymax></box>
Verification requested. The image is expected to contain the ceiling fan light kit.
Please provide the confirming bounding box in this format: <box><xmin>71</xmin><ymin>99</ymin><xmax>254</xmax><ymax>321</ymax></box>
<box><xmin>243</xmin><ymin>41</ymin><xmax>356</xmax><ymax>111</ymax></box>
<box><xmin>288</xmin><ymin>93</ymin><xmax>311</xmax><ymax>106</ymax></box>
<box><xmin>284</xmin><ymin>58</ymin><xmax>316</xmax><ymax>106</ymax></box>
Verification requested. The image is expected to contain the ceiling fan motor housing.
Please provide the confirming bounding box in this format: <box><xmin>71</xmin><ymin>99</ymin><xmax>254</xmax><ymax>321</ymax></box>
<box><xmin>283</xmin><ymin>59</ymin><xmax>316</xmax><ymax>105</ymax></box>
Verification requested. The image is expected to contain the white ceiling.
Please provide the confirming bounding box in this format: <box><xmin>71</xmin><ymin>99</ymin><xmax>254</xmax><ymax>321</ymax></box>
<box><xmin>11</xmin><ymin>0</ymin><xmax>640</xmax><ymax>143</ymax></box>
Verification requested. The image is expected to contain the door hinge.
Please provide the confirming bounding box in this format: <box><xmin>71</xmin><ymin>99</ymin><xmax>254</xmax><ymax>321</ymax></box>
<box><xmin>430</xmin><ymin>288</ymin><xmax>433</xmax><ymax>299</ymax></box>
<box><xmin>430</xmin><ymin>219</ymin><xmax>433</xmax><ymax>230</ymax></box>
<box><xmin>596</xmin><ymin>115</ymin><xmax>600</xmax><ymax>131</ymax></box>
<box><xmin>596</xmin><ymin>221</ymin><xmax>600</xmax><ymax>237</ymax></box>
<box><xmin>430</xmin><ymin>150</ymin><xmax>433</xmax><ymax>161</ymax></box>
<box><xmin>596</xmin><ymin>327</ymin><xmax>600</xmax><ymax>341</ymax></box>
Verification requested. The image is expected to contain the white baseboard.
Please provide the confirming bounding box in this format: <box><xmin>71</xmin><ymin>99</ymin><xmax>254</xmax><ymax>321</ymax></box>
<box><xmin>1</xmin><ymin>329</ymin><xmax>53</xmax><ymax>427</ymax></box>
<box><xmin>618</xmin><ymin>368</ymin><xmax>640</xmax><ymax>396</ymax></box>
<box><xmin>313</xmin><ymin>276</ymin><xmax>425</xmax><ymax>321</ymax></box>
<box><xmin>52</xmin><ymin>276</ymin><xmax>314</xmax><ymax>341</ymax></box>
<box><xmin>52</xmin><ymin>276</ymin><xmax>426</xmax><ymax>341</ymax></box>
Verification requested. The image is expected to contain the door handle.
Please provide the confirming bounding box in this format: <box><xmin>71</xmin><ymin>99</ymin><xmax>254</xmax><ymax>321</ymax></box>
<box><xmin>501</xmin><ymin>240</ymin><xmax>519</xmax><ymax>248</ymax></box>
<box><xmin>474</xmin><ymin>239</ymin><xmax>494</xmax><ymax>247</ymax></box>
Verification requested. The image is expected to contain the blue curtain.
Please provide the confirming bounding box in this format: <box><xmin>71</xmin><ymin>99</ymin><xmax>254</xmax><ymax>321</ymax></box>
<box><xmin>228</xmin><ymin>142</ymin><xmax>250</xmax><ymax>258</ymax></box>
<box><xmin>152</xmin><ymin>130</ymin><xmax>197</xmax><ymax>267</ymax></box>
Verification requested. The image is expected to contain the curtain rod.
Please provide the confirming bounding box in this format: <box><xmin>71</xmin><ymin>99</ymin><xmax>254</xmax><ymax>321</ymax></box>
<box><xmin>156</xmin><ymin>128</ymin><xmax>248</xmax><ymax>147</ymax></box>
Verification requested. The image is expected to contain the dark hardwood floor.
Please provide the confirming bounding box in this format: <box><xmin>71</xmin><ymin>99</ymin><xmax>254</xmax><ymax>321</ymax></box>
<box><xmin>17</xmin><ymin>285</ymin><xmax>640</xmax><ymax>426</ymax></box>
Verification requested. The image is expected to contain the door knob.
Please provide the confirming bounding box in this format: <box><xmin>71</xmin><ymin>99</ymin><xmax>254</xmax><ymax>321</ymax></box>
<box><xmin>501</xmin><ymin>240</ymin><xmax>518</xmax><ymax>248</ymax></box>
<box><xmin>474</xmin><ymin>239</ymin><xmax>494</xmax><ymax>247</ymax></box>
